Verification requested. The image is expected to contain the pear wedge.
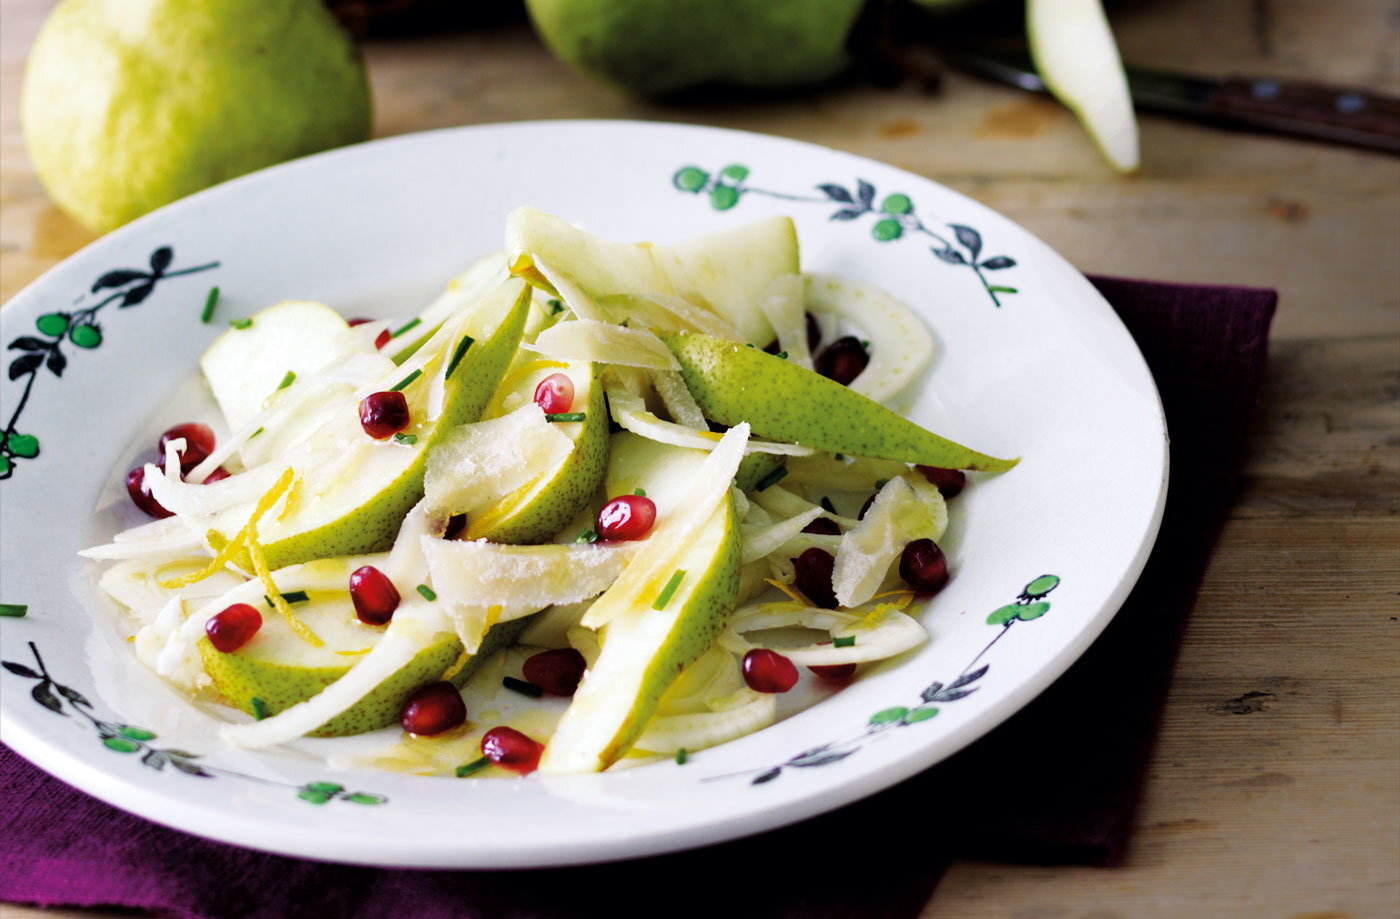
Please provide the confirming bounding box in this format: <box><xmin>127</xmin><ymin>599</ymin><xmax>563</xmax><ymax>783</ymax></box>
<box><xmin>199</xmin><ymin>580</ymin><xmax>531</xmax><ymax>737</ymax></box>
<box><xmin>505</xmin><ymin>207</ymin><xmax>798</xmax><ymax>344</ymax></box>
<box><xmin>659</xmin><ymin>330</ymin><xmax>1018</xmax><ymax>472</ymax></box>
<box><xmin>216</xmin><ymin>280</ymin><xmax>532</xmax><ymax>570</ymax></box>
<box><xmin>465</xmin><ymin>361</ymin><xmax>609</xmax><ymax>544</ymax></box>
<box><xmin>540</xmin><ymin>496</ymin><xmax>739</xmax><ymax>773</ymax></box>
<box><xmin>541</xmin><ymin>436</ymin><xmax>742</xmax><ymax>774</ymax></box>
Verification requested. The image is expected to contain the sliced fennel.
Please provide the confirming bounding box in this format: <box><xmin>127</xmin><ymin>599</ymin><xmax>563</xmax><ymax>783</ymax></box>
<box><xmin>832</xmin><ymin>476</ymin><xmax>947</xmax><ymax>607</ymax></box>
<box><xmin>721</xmin><ymin>600</ymin><xmax>928</xmax><ymax>665</ymax></box>
<box><xmin>804</xmin><ymin>274</ymin><xmax>933</xmax><ymax>405</ymax></box>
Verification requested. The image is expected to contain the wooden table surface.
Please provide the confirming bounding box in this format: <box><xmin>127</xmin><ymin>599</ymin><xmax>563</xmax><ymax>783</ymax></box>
<box><xmin>3</xmin><ymin>0</ymin><xmax>1397</xmax><ymax>917</ymax></box>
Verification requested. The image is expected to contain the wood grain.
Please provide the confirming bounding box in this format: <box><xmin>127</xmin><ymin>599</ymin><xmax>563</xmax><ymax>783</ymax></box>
<box><xmin>2</xmin><ymin>0</ymin><xmax>1397</xmax><ymax>917</ymax></box>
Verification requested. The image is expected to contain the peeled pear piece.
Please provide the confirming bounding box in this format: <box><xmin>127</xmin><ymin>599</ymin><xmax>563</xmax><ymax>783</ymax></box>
<box><xmin>211</xmin><ymin>280</ymin><xmax>532</xmax><ymax>571</ymax></box>
<box><xmin>200</xmin><ymin>300</ymin><xmax>365</xmax><ymax>432</ymax></box>
<box><xmin>659</xmin><ymin>330</ymin><xmax>1018</xmax><ymax>472</ymax></box>
<box><xmin>505</xmin><ymin>207</ymin><xmax>799</xmax><ymax>344</ymax></box>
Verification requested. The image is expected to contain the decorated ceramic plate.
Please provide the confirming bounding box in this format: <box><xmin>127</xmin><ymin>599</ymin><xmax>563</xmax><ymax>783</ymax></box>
<box><xmin>0</xmin><ymin>120</ymin><xmax>1166</xmax><ymax>868</ymax></box>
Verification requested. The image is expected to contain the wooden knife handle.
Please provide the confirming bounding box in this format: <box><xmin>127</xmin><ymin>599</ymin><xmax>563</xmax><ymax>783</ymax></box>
<box><xmin>1209</xmin><ymin>77</ymin><xmax>1400</xmax><ymax>154</ymax></box>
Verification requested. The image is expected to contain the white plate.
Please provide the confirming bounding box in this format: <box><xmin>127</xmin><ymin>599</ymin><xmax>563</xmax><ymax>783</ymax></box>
<box><xmin>0</xmin><ymin>120</ymin><xmax>1166</xmax><ymax>868</ymax></box>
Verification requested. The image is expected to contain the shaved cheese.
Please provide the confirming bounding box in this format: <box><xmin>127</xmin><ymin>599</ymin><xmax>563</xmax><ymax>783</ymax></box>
<box><xmin>423</xmin><ymin>405</ymin><xmax>571</xmax><ymax>517</ymax></box>
<box><xmin>423</xmin><ymin>538</ymin><xmax>639</xmax><ymax>610</ymax></box>
<box><xmin>758</xmin><ymin>274</ymin><xmax>813</xmax><ymax>369</ymax></box>
<box><xmin>583</xmin><ymin>425</ymin><xmax>748</xmax><ymax>629</ymax></box>
<box><xmin>529</xmin><ymin>319</ymin><xmax>679</xmax><ymax>370</ymax></box>
<box><xmin>833</xmin><ymin>476</ymin><xmax>947</xmax><ymax>607</ymax></box>
<box><xmin>804</xmin><ymin>274</ymin><xmax>934</xmax><ymax>404</ymax></box>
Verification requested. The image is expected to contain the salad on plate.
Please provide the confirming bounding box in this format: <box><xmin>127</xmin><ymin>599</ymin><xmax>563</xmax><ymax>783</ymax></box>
<box><xmin>82</xmin><ymin>208</ymin><xmax>1017</xmax><ymax>778</ymax></box>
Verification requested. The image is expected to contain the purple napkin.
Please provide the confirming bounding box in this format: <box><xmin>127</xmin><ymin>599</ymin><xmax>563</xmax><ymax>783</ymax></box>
<box><xmin>1</xmin><ymin>276</ymin><xmax>1276</xmax><ymax>919</ymax></box>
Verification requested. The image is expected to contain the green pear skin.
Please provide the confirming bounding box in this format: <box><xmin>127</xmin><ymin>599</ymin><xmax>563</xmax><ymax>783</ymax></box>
<box><xmin>659</xmin><ymin>330</ymin><xmax>1019</xmax><ymax>471</ymax></box>
<box><xmin>525</xmin><ymin>0</ymin><xmax>866</xmax><ymax>97</ymax></box>
<box><xmin>249</xmin><ymin>284</ymin><xmax>532</xmax><ymax>570</ymax></box>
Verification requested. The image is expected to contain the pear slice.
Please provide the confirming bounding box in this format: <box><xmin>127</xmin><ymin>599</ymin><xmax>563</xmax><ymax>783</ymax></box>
<box><xmin>214</xmin><ymin>280</ymin><xmax>532</xmax><ymax>570</ymax></box>
<box><xmin>659</xmin><ymin>330</ymin><xmax>1018</xmax><ymax>471</ymax></box>
<box><xmin>465</xmin><ymin>361</ymin><xmax>610</xmax><ymax>544</ymax></box>
<box><xmin>200</xmin><ymin>300</ymin><xmax>366</xmax><ymax>432</ymax></box>
<box><xmin>1028</xmin><ymin>0</ymin><xmax>1139</xmax><ymax>173</ymax></box>
<box><xmin>539</xmin><ymin>496</ymin><xmax>740</xmax><ymax>774</ymax></box>
<box><xmin>505</xmin><ymin>207</ymin><xmax>799</xmax><ymax>344</ymax></box>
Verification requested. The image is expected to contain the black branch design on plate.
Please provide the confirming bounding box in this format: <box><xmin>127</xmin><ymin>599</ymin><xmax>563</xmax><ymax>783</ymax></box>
<box><xmin>2</xmin><ymin>247</ymin><xmax>219</xmax><ymax>481</ymax></box>
<box><xmin>671</xmin><ymin>165</ymin><xmax>1020</xmax><ymax>308</ymax></box>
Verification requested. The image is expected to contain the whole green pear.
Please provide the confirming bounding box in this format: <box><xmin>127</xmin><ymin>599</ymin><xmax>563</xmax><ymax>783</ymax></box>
<box><xmin>21</xmin><ymin>0</ymin><xmax>372</xmax><ymax>233</ymax></box>
<box><xmin>525</xmin><ymin>0</ymin><xmax>867</xmax><ymax>97</ymax></box>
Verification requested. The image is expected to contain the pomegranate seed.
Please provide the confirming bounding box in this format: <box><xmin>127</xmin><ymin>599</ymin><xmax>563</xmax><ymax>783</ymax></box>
<box><xmin>158</xmin><ymin>422</ymin><xmax>216</xmax><ymax>471</ymax></box>
<box><xmin>443</xmin><ymin>513</ymin><xmax>467</xmax><ymax>540</ymax></box>
<box><xmin>900</xmin><ymin>538</ymin><xmax>950</xmax><ymax>595</ymax></box>
<box><xmin>742</xmin><ymin>649</ymin><xmax>799</xmax><ymax>693</ymax></box>
<box><xmin>400</xmin><ymin>682</ymin><xmax>466</xmax><ymax>736</ymax></box>
<box><xmin>533</xmin><ymin>372</ymin><xmax>575</xmax><ymax>414</ymax></box>
<box><xmin>522</xmin><ymin>648</ymin><xmax>587</xmax><ymax>696</ymax></box>
<box><xmin>201</xmin><ymin>466</ymin><xmax>232</xmax><ymax>483</ymax></box>
<box><xmin>763</xmin><ymin>339</ymin><xmax>781</xmax><ymax>355</ymax></box>
<box><xmin>596</xmin><ymin>494</ymin><xmax>657</xmax><ymax>541</ymax></box>
<box><xmin>205</xmin><ymin>603</ymin><xmax>262</xmax><ymax>653</ymax></box>
<box><xmin>347</xmin><ymin>317</ymin><xmax>373</xmax><ymax>326</ymax></box>
<box><xmin>125</xmin><ymin>466</ymin><xmax>173</xmax><ymax>518</ymax></box>
<box><xmin>810</xmin><ymin>663</ymin><xmax>858</xmax><ymax>683</ymax></box>
<box><xmin>858</xmin><ymin>494</ymin><xmax>877</xmax><ymax>520</ymax></box>
<box><xmin>916</xmin><ymin>465</ymin><xmax>966</xmax><ymax>498</ymax></box>
<box><xmin>349</xmin><ymin>565</ymin><xmax>400</xmax><ymax>625</ymax></box>
<box><xmin>802</xmin><ymin>517</ymin><xmax>841</xmax><ymax>536</ymax></box>
<box><xmin>805</xmin><ymin>312</ymin><xmax>822</xmax><ymax>352</ymax></box>
<box><xmin>815</xmin><ymin>336</ymin><xmax>869</xmax><ymax>386</ymax></box>
<box><xmin>793</xmin><ymin>547</ymin><xmax>838</xmax><ymax>609</ymax></box>
<box><xmin>481</xmin><ymin>726</ymin><xmax>544</xmax><ymax>774</ymax></box>
<box><xmin>374</xmin><ymin>329</ymin><xmax>392</xmax><ymax>349</ymax></box>
<box><xmin>359</xmin><ymin>391</ymin><xmax>410</xmax><ymax>439</ymax></box>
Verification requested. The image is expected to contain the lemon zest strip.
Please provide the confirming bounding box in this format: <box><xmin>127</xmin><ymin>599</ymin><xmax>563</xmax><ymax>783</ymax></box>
<box><xmin>763</xmin><ymin>578</ymin><xmax>810</xmax><ymax>606</ymax></box>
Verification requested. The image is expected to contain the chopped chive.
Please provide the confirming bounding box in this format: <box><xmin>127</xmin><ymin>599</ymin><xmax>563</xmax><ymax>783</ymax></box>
<box><xmin>416</xmin><ymin>584</ymin><xmax>437</xmax><ymax>601</ymax></box>
<box><xmin>545</xmin><ymin>412</ymin><xmax>586</xmax><ymax>422</ymax></box>
<box><xmin>577</xmin><ymin>528</ymin><xmax>600</xmax><ymax>544</ymax></box>
<box><xmin>200</xmin><ymin>286</ymin><xmax>220</xmax><ymax>323</ymax></box>
<box><xmin>263</xmin><ymin>595</ymin><xmax>274</xmax><ymax>609</ymax></box>
<box><xmin>229</xmin><ymin>318</ymin><xmax>253</xmax><ymax>330</ymax></box>
<box><xmin>833</xmin><ymin>635</ymin><xmax>856</xmax><ymax>648</ymax></box>
<box><xmin>0</xmin><ymin>603</ymin><xmax>28</xmax><ymax>618</ymax></box>
<box><xmin>861</xmin><ymin>339</ymin><xmax>871</xmax><ymax>350</ymax></box>
<box><xmin>775</xmin><ymin>351</ymin><xmax>788</xmax><ymax>360</ymax></box>
<box><xmin>389</xmin><ymin>318</ymin><xmax>421</xmax><ymax>339</ymax></box>
<box><xmin>250</xmin><ymin>697</ymin><xmax>270</xmax><ymax>720</ymax></box>
<box><xmin>393</xmin><ymin>433</ymin><xmax>418</xmax><ymax>445</ymax></box>
<box><xmin>277</xmin><ymin>370</ymin><xmax>296</xmax><ymax>390</ymax></box>
<box><xmin>820</xmin><ymin>496</ymin><xmax>837</xmax><ymax>514</ymax></box>
<box><xmin>504</xmin><ymin>676</ymin><xmax>543</xmax><ymax>698</ymax></box>
<box><xmin>874</xmin><ymin>478</ymin><xmax>889</xmax><ymax>490</ymax></box>
<box><xmin>547</xmin><ymin>298</ymin><xmax>564</xmax><ymax>314</ymax></box>
<box><xmin>281</xmin><ymin>590</ymin><xmax>310</xmax><ymax>605</ymax></box>
<box><xmin>653</xmin><ymin>569</ymin><xmax>687</xmax><ymax>610</ymax></box>
<box><xmin>445</xmin><ymin>335</ymin><xmax>475</xmax><ymax>378</ymax></box>
<box><xmin>675</xmin><ymin>748</ymin><xmax>689</xmax><ymax>765</ymax></box>
<box><xmin>390</xmin><ymin>369</ymin><xmax>422</xmax><ymax>392</ymax></box>
<box><xmin>250</xmin><ymin>426</ymin><xmax>264</xmax><ymax>439</ymax></box>
<box><xmin>745</xmin><ymin>342</ymin><xmax>755</xmax><ymax>348</ymax></box>
<box><xmin>634</xmin><ymin>488</ymin><xmax>647</xmax><ymax>497</ymax></box>
<box><xmin>456</xmin><ymin>757</ymin><xmax>490</xmax><ymax>777</ymax></box>
<box><xmin>755</xmin><ymin>467</ymin><xmax>788</xmax><ymax>491</ymax></box>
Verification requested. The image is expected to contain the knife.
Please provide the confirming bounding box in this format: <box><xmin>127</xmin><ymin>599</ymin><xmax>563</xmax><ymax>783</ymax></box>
<box><xmin>940</xmin><ymin>47</ymin><xmax>1400</xmax><ymax>155</ymax></box>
